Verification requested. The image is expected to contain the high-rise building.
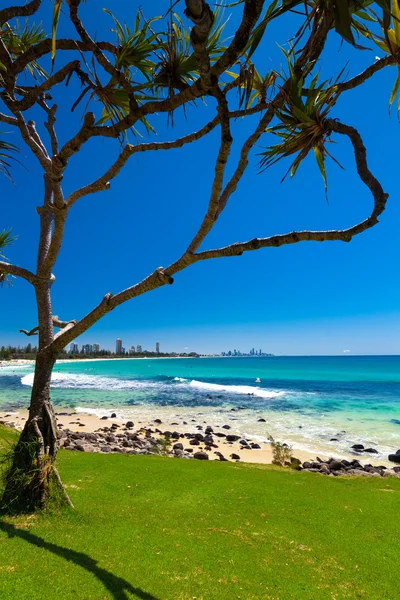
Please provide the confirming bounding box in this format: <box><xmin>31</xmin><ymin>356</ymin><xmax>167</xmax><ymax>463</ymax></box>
<box><xmin>93</xmin><ymin>343</ymin><xmax>100</xmax><ymax>353</ymax></box>
<box><xmin>156</xmin><ymin>341</ymin><xmax>160</xmax><ymax>353</ymax></box>
<box><xmin>82</xmin><ymin>344</ymin><xmax>93</xmax><ymax>354</ymax></box>
<box><xmin>136</xmin><ymin>344</ymin><xmax>142</xmax><ymax>353</ymax></box>
<box><xmin>69</xmin><ymin>343</ymin><xmax>79</xmax><ymax>353</ymax></box>
<box><xmin>116</xmin><ymin>338</ymin><xmax>122</xmax><ymax>354</ymax></box>
<box><xmin>129</xmin><ymin>346</ymin><xmax>136</xmax><ymax>355</ymax></box>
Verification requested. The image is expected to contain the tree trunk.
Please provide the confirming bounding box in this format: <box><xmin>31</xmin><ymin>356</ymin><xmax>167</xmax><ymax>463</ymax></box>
<box><xmin>1</xmin><ymin>351</ymin><xmax>61</xmax><ymax>513</ymax></box>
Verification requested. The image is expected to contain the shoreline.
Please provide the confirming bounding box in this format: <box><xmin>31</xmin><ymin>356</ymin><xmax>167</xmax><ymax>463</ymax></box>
<box><xmin>0</xmin><ymin>408</ymin><xmax>395</xmax><ymax>469</ymax></box>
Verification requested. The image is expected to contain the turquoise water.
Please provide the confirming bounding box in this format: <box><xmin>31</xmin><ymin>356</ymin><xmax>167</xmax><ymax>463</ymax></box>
<box><xmin>1</xmin><ymin>356</ymin><xmax>400</xmax><ymax>459</ymax></box>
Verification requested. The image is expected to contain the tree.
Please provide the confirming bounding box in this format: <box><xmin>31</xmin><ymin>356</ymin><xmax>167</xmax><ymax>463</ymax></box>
<box><xmin>0</xmin><ymin>0</ymin><xmax>393</xmax><ymax>512</ymax></box>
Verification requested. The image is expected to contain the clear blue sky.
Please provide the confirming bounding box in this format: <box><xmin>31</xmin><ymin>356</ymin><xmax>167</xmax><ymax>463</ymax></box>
<box><xmin>1</xmin><ymin>0</ymin><xmax>399</xmax><ymax>355</ymax></box>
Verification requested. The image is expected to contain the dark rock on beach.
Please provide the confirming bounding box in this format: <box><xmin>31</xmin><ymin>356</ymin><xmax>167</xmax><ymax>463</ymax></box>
<box><xmin>194</xmin><ymin>451</ymin><xmax>209</xmax><ymax>460</ymax></box>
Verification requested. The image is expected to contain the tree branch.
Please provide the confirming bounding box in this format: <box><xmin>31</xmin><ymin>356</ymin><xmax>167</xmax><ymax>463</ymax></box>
<box><xmin>0</xmin><ymin>0</ymin><xmax>41</xmax><ymax>27</ymax></box>
<box><xmin>335</xmin><ymin>53</ymin><xmax>399</xmax><ymax>93</ymax></box>
<box><xmin>184</xmin><ymin>0</ymin><xmax>214</xmax><ymax>88</ymax></box>
<box><xmin>65</xmin><ymin>115</ymin><xmax>221</xmax><ymax>207</ymax></box>
<box><xmin>0</xmin><ymin>261</ymin><xmax>37</xmax><ymax>284</ymax></box>
<box><xmin>194</xmin><ymin>120</ymin><xmax>388</xmax><ymax>261</ymax></box>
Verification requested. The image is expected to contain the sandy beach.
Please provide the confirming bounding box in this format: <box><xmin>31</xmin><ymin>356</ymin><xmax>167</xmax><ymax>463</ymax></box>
<box><xmin>0</xmin><ymin>407</ymin><xmax>394</xmax><ymax>467</ymax></box>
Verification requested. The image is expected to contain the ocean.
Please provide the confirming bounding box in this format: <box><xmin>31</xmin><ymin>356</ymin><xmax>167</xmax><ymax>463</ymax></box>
<box><xmin>1</xmin><ymin>355</ymin><xmax>400</xmax><ymax>460</ymax></box>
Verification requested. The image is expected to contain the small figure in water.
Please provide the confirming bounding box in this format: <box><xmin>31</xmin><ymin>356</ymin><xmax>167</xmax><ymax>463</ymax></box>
<box><xmin>255</xmin><ymin>378</ymin><xmax>261</xmax><ymax>383</ymax></box>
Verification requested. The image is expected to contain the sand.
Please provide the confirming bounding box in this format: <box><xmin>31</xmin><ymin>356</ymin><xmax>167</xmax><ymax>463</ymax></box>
<box><xmin>0</xmin><ymin>408</ymin><xmax>390</xmax><ymax>466</ymax></box>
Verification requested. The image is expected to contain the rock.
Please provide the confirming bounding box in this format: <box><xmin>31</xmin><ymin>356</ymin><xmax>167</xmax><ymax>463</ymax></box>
<box><xmin>173</xmin><ymin>443</ymin><xmax>184</xmax><ymax>451</ymax></box>
<box><xmin>194</xmin><ymin>433</ymin><xmax>204</xmax><ymax>441</ymax></box>
<box><xmin>74</xmin><ymin>444</ymin><xmax>85</xmax><ymax>452</ymax></box>
<box><xmin>330</xmin><ymin>438</ymin><xmax>339</xmax><ymax>441</ymax></box>
<box><xmin>302</xmin><ymin>461</ymin><xmax>312</xmax><ymax>469</ymax></box>
<box><xmin>101</xmin><ymin>416</ymin><xmax>108</xmax><ymax>420</ymax></box>
<box><xmin>329</xmin><ymin>460</ymin><xmax>343</xmax><ymax>471</ymax></box>
<box><xmin>163</xmin><ymin>431</ymin><xmax>172</xmax><ymax>437</ymax></box>
<box><xmin>185</xmin><ymin>448</ymin><xmax>193</xmax><ymax>453</ymax></box>
<box><xmin>219</xmin><ymin>456</ymin><xmax>229</xmax><ymax>461</ymax></box>
<box><xmin>319</xmin><ymin>464</ymin><xmax>330</xmax><ymax>474</ymax></box>
<box><xmin>214</xmin><ymin>432</ymin><xmax>226</xmax><ymax>438</ymax></box>
<box><xmin>204</xmin><ymin>435</ymin><xmax>213</xmax><ymax>445</ymax></box>
<box><xmin>194</xmin><ymin>451</ymin><xmax>209</xmax><ymax>460</ymax></box>
<box><xmin>250</xmin><ymin>443</ymin><xmax>261</xmax><ymax>449</ymax></box>
<box><xmin>257</xmin><ymin>418</ymin><xmax>266</xmax><ymax>422</ymax></box>
<box><xmin>388</xmin><ymin>454</ymin><xmax>400</xmax><ymax>464</ymax></box>
<box><xmin>351</xmin><ymin>444</ymin><xmax>365</xmax><ymax>451</ymax></box>
<box><xmin>222</xmin><ymin>425</ymin><xmax>231</xmax><ymax>430</ymax></box>
<box><xmin>126</xmin><ymin>421</ymin><xmax>134</xmax><ymax>428</ymax></box>
<box><xmin>393</xmin><ymin>466</ymin><xmax>400</xmax><ymax>473</ymax></box>
<box><xmin>154</xmin><ymin>419</ymin><xmax>162</xmax><ymax>424</ymax></box>
<box><xmin>105</xmin><ymin>435</ymin><xmax>116</xmax><ymax>443</ymax></box>
<box><xmin>174</xmin><ymin>450</ymin><xmax>184</xmax><ymax>458</ymax></box>
<box><xmin>364</xmin><ymin>448</ymin><xmax>378</xmax><ymax>454</ymax></box>
<box><xmin>110</xmin><ymin>413</ymin><xmax>117</xmax><ymax>418</ymax></box>
<box><xmin>171</xmin><ymin>432</ymin><xmax>180</xmax><ymax>439</ymax></box>
<box><xmin>205</xmin><ymin>426</ymin><xmax>213</xmax><ymax>434</ymax></box>
<box><xmin>100</xmin><ymin>446</ymin><xmax>112</xmax><ymax>453</ymax></box>
<box><xmin>189</xmin><ymin>439</ymin><xmax>200</xmax><ymax>446</ymax></box>
<box><xmin>239</xmin><ymin>439</ymin><xmax>248</xmax><ymax>446</ymax></box>
<box><xmin>226</xmin><ymin>435</ymin><xmax>240</xmax><ymax>442</ymax></box>
<box><xmin>230</xmin><ymin>453</ymin><xmax>240</xmax><ymax>460</ymax></box>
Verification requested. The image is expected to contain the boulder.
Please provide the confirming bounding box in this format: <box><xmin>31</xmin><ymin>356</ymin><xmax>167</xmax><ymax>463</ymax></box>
<box><xmin>194</xmin><ymin>451</ymin><xmax>209</xmax><ymax>460</ymax></box>
<box><xmin>100</xmin><ymin>446</ymin><xmax>112</xmax><ymax>453</ymax></box>
<box><xmin>364</xmin><ymin>448</ymin><xmax>378</xmax><ymax>454</ymax></box>
<box><xmin>250</xmin><ymin>443</ymin><xmax>261</xmax><ymax>449</ymax></box>
<box><xmin>351</xmin><ymin>444</ymin><xmax>365</xmax><ymax>452</ymax></box>
<box><xmin>388</xmin><ymin>453</ymin><xmax>400</xmax><ymax>464</ymax></box>
<box><xmin>154</xmin><ymin>419</ymin><xmax>162</xmax><ymax>424</ymax></box>
<box><xmin>126</xmin><ymin>421</ymin><xmax>134</xmax><ymax>428</ymax></box>
<box><xmin>226</xmin><ymin>435</ymin><xmax>240</xmax><ymax>442</ymax></box>
<box><xmin>239</xmin><ymin>439</ymin><xmax>248</xmax><ymax>446</ymax></box>
<box><xmin>171</xmin><ymin>432</ymin><xmax>180</xmax><ymax>439</ymax></box>
<box><xmin>110</xmin><ymin>413</ymin><xmax>117</xmax><ymax>418</ymax></box>
<box><xmin>205</xmin><ymin>426</ymin><xmax>213</xmax><ymax>434</ymax></box>
<box><xmin>173</xmin><ymin>443</ymin><xmax>184</xmax><ymax>451</ymax></box>
<box><xmin>222</xmin><ymin>425</ymin><xmax>231</xmax><ymax>430</ymax></box>
<box><xmin>230</xmin><ymin>453</ymin><xmax>240</xmax><ymax>460</ymax></box>
<box><xmin>329</xmin><ymin>460</ymin><xmax>343</xmax><ymax>471</ymax></box>
<box><xmin>257</xmin><ymin>418</ymin><xmax>266</xmax><ymax>422</ymax></box>
<box><xmin>189</xmin><ymin>439</ymin><xmax>200</xmax><ymax>446</ymax></box>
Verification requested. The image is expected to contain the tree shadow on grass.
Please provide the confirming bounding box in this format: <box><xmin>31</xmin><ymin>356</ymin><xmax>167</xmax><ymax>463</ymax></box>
<box><xmin>0</xmin><ymin>521</ymin><xmax>161</xmax><ymax>600</ymax></box>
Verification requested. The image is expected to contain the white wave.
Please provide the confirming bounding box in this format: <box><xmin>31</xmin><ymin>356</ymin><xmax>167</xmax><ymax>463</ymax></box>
<box><xmin>21</xmin><ymin>371</ymin><xmax>284</xmax><ymax>400</ymax></box>
<box><xmin>75</xmin><ymin>406</ymin><xmax>121</xmax><ymax>418</ymax></box>
<box><xmin>21</xmin><ymin>371</ymin><xmax>160</xmax><ymax>391</ymax></box>
<box><xmin>188</xmin><ymin>379</ymin><xmax>284</xmax><ymax>399</ymax></box>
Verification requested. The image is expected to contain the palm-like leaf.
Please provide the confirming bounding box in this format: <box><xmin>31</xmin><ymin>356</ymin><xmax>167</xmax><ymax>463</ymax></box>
<box><xmin>155</xmin><ymin>8</ymin><xmax>229</xmax><ymax>95</ymax></box>
<box><xmin>104</xmin><ymin>8</ymin><xmax>162</xmax><ymax>81</ymax></box>
<box><xmin>0</xmin><ymin>136</ymin><xmax>19</xmax><ymax>181</ymax></box>
<box><xmin>1</xmin><ymin>20</ymin><xmax>47</xmax><ymax>79</ymax></box>
<box><xmin>259</xmin><ymin>58</ymin><xmax>343</xmax><ymax>196</ymax></box>
<box><xmin>0</xmin><ymin>229</ymin><xmax>16</xmax><ymax>259</ymax></box>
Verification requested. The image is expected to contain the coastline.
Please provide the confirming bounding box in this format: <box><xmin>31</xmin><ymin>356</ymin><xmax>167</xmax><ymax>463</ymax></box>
<box><xmin>1</xmin><ymin>358</ymin><xmax>399</xmax><ymax>469</ymax></box>
<box><xmin>0</xmin><ymin>408</ymin><xmax>394</xmax><ymax>468</ymax></box>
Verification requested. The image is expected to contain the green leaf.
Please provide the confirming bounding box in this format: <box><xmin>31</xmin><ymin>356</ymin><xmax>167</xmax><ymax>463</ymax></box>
<box><xmin>51</xmin><ymin>0</ymin><xmax>63</xmax><ymax>63</ymax></box>
<box><xmin>314</xmin><ymin>146</ymin><xmax>328</xmax><ymax>196</ymax></box>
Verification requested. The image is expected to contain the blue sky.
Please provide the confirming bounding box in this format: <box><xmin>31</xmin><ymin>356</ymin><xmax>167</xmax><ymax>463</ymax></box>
<box><xmin>1</xmin><ymin>0</ymin><xmax>400</xmax><ymax>355</ymax></box>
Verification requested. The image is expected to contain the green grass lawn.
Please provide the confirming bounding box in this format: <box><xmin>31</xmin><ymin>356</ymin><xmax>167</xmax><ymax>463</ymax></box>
<box><xmin>0</xmin><ymin>425</ymin><xmax>399</xmax><ymax>600</ymax></box>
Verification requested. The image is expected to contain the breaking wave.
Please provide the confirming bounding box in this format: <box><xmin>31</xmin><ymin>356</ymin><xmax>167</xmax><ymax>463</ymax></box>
<box><xmin>188</xmin><ymin>379</ymin><xmax>284</xmax><ymax>399</ymax></box>
<box><xmin>21</xmin><ymin>371</ymin><xmax>283</xmax><ymax>399</ymax></box>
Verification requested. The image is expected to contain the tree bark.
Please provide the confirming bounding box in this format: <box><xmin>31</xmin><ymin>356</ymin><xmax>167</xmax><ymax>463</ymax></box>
<box><xmin>1</xmin><ymin>350</ymin><xmax>60</xmax><ymax>513</ymax></box>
